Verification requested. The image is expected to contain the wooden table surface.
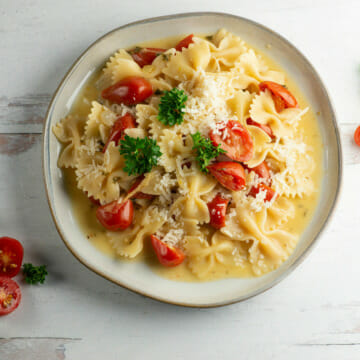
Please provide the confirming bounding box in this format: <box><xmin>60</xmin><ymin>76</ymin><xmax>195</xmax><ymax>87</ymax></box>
<box><xmin>1</xmin><ymin>1</ymin><xmax>359</xmax><ymax>359</ymax></box>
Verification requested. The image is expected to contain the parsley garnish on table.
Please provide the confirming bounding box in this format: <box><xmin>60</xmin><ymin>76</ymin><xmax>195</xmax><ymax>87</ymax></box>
<box><xmin>191</xmin><ymin>132</ymin><xmax>226</xmax><ymax>172</ymax></box>
<box><xmin>23</xmin><ymin>263</ymin><xmax>48</xmax><ymax>284</ymax></box>
<box><xmin>158</xmin><ymin>88</ymin><xmax>188</xmax><ymax>126</ymax></box>
<box><xmin>120</xmin><ymin>135</ymin><xmax>162</xmax><ymax>176</ymax></box>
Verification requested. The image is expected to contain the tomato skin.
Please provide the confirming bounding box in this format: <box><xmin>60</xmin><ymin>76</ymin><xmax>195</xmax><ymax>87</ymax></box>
<box><xmin>96</xmin><ymin>200</ymin><xmax>134</xmax><ymax>231</ymax></box>
<box><xmin>0</xmin><ymin>277</ymin><xmax>21</xmax><ymax>316</ymax></box>
<box><xmin>259</xmin><ymin>81</ymin><xmax>298</xmax><ymax>111</ymax></box>
<box><xmin>128</xmin><ymin>176</ymin><xmax>153</xmax><ymax>200</ymax></box>
<box><xmin>0</xmin><ymin>237</ymin><xmax>24</xmax><ymax>278</ymax></box>
<box><xmin>207</xmin><ymin>194</ymin><xmax>229</xmax><ymax>229</ymax></box>
<box><xmin>249</xmin><ymin>161</ymin><xmax>271</xmax><ymax>182</ymax></box>
<box><xmin>175</xmin><ymin>34</ymin><xmax>194</xmax><ymax>51</ymax></box>
<box><xmin>150</xmin><ymin>235</ymin><xmax>185</xmax><ymax>267</ymax></box>
<box><xmin>354</xmin><ymin>126</ymin><xmax>360</xmax><ymax>146</ymax></box>
<box><xmin>210</xmin><ymin>120</ymin><xmax>254</xmax><ymax>162</ymax></box>
<box><xmin>130</xmin><ymin>47</ymin><xmax>166</xmax><ymax>67</ymax></box>
<box><xmin>101</xmin><ymin>76</ymin><xmax>153</xmax><ymax>105</ymax></box>
<box><xmin>246</xmin><ymin>118</ymin><xmax>276</xmax><ymax>140</ymax></box>
<box><xmin>207</xmin><ymin>161</ymin><xmax>246</xmax><ymax>191</ymax></box>
<box><xmin>249</xmin><ymin>183</ymin><xmax>277</xmax><ymax>202</ymax></box>
<box><xmin>103</xmin><ymin>113</ymin><xmax>136</xmax><ymax>153</ymax></box>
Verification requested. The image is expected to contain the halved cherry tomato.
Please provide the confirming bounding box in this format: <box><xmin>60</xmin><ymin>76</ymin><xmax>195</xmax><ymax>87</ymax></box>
<box><xmin>354</xmin><ymin>126</ymin><xmax>360</xmax><ymax>146</ymax></box>
<box><xmin>249</xmin><ymin>183</ymin><xmax>277</xmax><ymax>202</ymax></box>
<box><xmin>0</xmin><ymin>277</ymin><xmax>21</xmax><ymax>316</ymax></box>
<box><xmin>210</xmin><ymin>120</ymin><xmax>254</xmax><ymax>162</ymax></box>
<box><xmin>259</xmin><ymin>81</ymin><xmax>298</xmax><ymax>112</ymax></box>
<box><xmin>249</xmin><ymin>161</ymin><xmax>271</xmax><ymax>182</ymax></box>
<box><xmin>207</xmin><ymin>194</ymin><xmax>229</xmax><ymax>229</ymax></box>
<box><xmin>96</xmin><ymin>199</ymin><xmax>134</xmax><ymax>231</ymax></box>
<box><xmin>103</xmin><ymin>113</ymin><xmax>136</xmax><ymax>153</ymax></box>
<box><xmin>150</xmin><ymin>235</ymin><xmax>185</xmax><ymax>267</ymax></box>
<box><xmin>128</xmin><ymin>176</ymin><xmax>153</xmax><ymax>200</ymax></box>
<box><xmin>175</xmin><ymin>34</ymin><xmax>194</xmax><ymax>51</ymax></box>
<box><xmin>129</xmin><ymin>47</ymin><xmax>166</xmax><ymax>67</ymax></box>
<box><xmin>207</xmin><ymin>162</ymin><xmax>246</xmax><ymax>191</ymax></box>
<box><xmin>246</xmin><ymin>118</ymin><xmax>276</xmax><ymax>140</ymax></box>
<box><xmin>0</xmin><ymin>237</ymin><xmax>23</xmax><ymax>278</ymax></box>
<box><xmin>101</xmin><ymin>76</ymin><xmax>153</xmax><ymax>105</ymax></box>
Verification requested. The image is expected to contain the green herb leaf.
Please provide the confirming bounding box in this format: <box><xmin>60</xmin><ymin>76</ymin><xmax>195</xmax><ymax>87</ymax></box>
<box><xmin>120</xmin><ymin>135</ymin><xmax>162</xmax><ymax>176</ymax></box>
<box><xmin>23</xmin><ymin>264</ymin><xmax>48</xmax><ymax>285</ymax></box>
<box><xmin>191</xmin><ymin>132</ymin><xmax>226</xmax><ymax>172</ymax></box>
<box><xmin>158</xmin><ymin>88</ymin><xmax>188</xmax><ymax>126</ymax></box>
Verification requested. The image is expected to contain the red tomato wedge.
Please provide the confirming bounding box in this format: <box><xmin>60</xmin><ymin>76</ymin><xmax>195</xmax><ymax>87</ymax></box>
<box><xmin>249</xmin><ymin>183</ymin><xmax>277</xmax><ymax>202</ymax></box>
<box><xmin>175</xmin><ymin>34</ymin><xmax>194</xmax><ymax>51</ymax></box>
<box><xmin>354</xmin><ymin>126</ymin><xmax>360</xmax><ymax>146</ymax></box>
<box><xmin>128</xmin><ymin>176</ymin><xmax>153</xmax><ymax>200</ymax></box>
<box><xmin>207</xmin><ymin>162</ymin><xmax>246</xmax><ymax>191</ymax></box>
<box><xmin>246</xmin><ymin>118</ymin><xmax>276</xmax><ymax>140</ymax></box>
<box><xmin>210</xmin><ymin>120</ymin><xmax>254</xmax><ymax>162</ymax></box>
<box><xmin>207</xmin><ymin>194</ymin><xmax>229</xmax><ymax>229</ymax></box>
<box><xmin>259</xmin><ymin>81</ymin><xmax>298</xmax><ymax>112</ymax></box>
<box><xmin>101</xmin><ymin>76</ymin><xmax>153</xmax><ymax>105</ymax></box>
<box><xmin>150</xmin><ymin>235</ymin><xmax>185</xmax><ymax>267</ymax></box>
<box><xmin>96</xmin><ymin>199</ymin><xmax>134</xmax><ymax>231</ymax></box>
<box><xmin>0</xmin><ymin>277</ymin><xmax>21</xmax><ymax>316</ymax></box>
<box><xmin>0</xmin><ymin>237</ymin><xmax>24</xmax><ymax>278</ymax></box>
<box><xmin>103</xmin><ymin>113</ymin><xmax>136</xmax><ymax>153</ymax></box>
<box><xmin>249</xmin><ymin>161</ymin><xmax>271</xmax><ymax>182</ymax></box>
<box><xmin>129</xmin><ymin>47</ymin><xmax>166</xmax><ymax>67</ymax></box>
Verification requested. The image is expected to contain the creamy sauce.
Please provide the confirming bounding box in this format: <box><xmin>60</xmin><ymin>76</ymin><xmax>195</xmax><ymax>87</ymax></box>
<box><xmin>63</xmin><ymin>34</ymin><xmax>323</xmax><ymax>282</ymax></box>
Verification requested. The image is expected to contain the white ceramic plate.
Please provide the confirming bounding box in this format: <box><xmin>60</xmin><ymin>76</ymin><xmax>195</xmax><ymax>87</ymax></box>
<box><xmin>43</xmin><ymin>12</ymin><xmax>342</xmax><ymax>307</ymax></box>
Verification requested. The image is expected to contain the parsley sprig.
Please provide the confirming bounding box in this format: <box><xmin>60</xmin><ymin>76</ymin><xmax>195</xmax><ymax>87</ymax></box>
<box><xmin>120</xmin><ymin>135</ymin><xmax>162</xmax><ymax>176</ymax></box>
<box><xmin>158</xmin><ymin>88</ymin><xmax>188</xmax><ymax>126</ymax></box>
<box><xmin>23</xmin><ymin>263</ymin><xmax>48</xmax><ymax>284</ymax></box>
<box><xmin>191</xmin><ymin>132</ymin><xmax>226</xmax><ymax>172</ymax></box>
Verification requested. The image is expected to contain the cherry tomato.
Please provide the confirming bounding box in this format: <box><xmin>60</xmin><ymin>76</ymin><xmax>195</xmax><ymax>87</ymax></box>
<box><xmin>207</xmin><ymin>162</ymin><xmax>246</xmax><ymax>191</ymax></box>
<box><xmin>150</xmin><ymin>235</ymin><xmax>185</xmax><ymax>267</ymax></box>
<box><xmin>103</xmin><ymin>113</ymin><xmax>136</xmax><ymax>153</ymax></box>
<box><xmin>128</xmin><ymin>176</ymin><xmax>153</xmax><ymax>200</ymax></box>
<box><xmin>249</xmin><ymin>183</ymin><xmax>277</xmax><ymax>202</ymax></box>
<box><xmin>259</xmin><ymin>81</ymin><xmax>298</xmax><ymax>112</ymax></box>
<box><xmin>207</xmin><ymin>194</ymin><xmax>229</xmax><ymax>229</ymax></box>
<box><xmin>96</xmin><ymin>199</ymin><xmax>134</xmax><ymax>231</ymax></box>
<box><xmin>210</xmin><ymin>120</ymin><xmax>254</xmax><ymax>162</ymax></box>
<box><xmin>101</xmin><ymin>76</ymin><xmax>153</xmax><ymax>105</ymax></box>
<box><xmin>246</xmin><ymin>118</ymin><xmax>276</xmax><ymax>140</ymax></box>
<box><xmin>249</xmin><ymin>161</ymin><xmax>271</xmax><ymax>182</ymax></box>
<box><xmin>354</xmin><ymin>126</ymin><xmax>360</xmax><ymax>146</ymax></box>
<box><xmin>0</xmin><ymin>277</ymin><xmax>21</xmax><ymax>316</ymax></box>
<box><xmin>88</xmin><ymin>196</ymin><xmax>101</xmax><ymax>206</ymax></box>
<box><xmin>175</xmin><ymin>34</ymin><xmax>194</xmax><ymax>51</ymax></box>
<box><xmin>0</xmin><ymin>237</ymin><xmax>24</xmax><ymax>278</ymax></box>
<box><xmin>129</xmin><ymin>47</ymin><xmax>166</xmax><ymax>67</ymax></box>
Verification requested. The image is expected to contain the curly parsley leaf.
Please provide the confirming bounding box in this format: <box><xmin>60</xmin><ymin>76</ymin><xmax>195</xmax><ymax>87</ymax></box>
<box><xmin>23</xmin><ymin>263</ymin><xmax>48</xmax><ymax>285</ymax></box>
<box><xmin>120</xmin><ymin>135</ymin><xmax>162</xmax><ymax>176</ymax></box>
<box><xmin>158</xmin><ymin>88</ymin><xmax>188</xmax><ymax>126</ymax></box>
<box><xmin>191</xmin><ymin>132</ymin><xmax>226</xmax><ymax>172</ymax></box>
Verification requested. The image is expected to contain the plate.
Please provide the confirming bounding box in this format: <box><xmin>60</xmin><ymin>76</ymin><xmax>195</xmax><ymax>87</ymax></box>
<box><xmin>43</xmin><ymin>12</ymin><xmax>342</xmax><ymax>307</ymax></box>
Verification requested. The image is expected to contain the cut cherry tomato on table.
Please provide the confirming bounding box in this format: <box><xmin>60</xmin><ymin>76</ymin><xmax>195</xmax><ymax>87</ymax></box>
<box><xmin>130</xmin><ymin>47</ymin><xmax>166</xmax><ymax>67</ymax></box>
<box><xmin>0</xmin><ymin>237</ymin><xmax>24</xmax><ymax>278</ymax></box>
<box><xmin>103</xmin><ymin>112</ymin><xmax>136</xmax><ymax>153</ymax></box>
<box><xmin>354</xmin><ymin>126</ymin><xmax>360</xmax><ymax>147</ymax></box>
<box><xmin>175</xmin><ymin>34</ymin><xmax>194</xmax><ymax>51</ymax></box>
<box><xmin>128</xmin><ymin>176</ymin><xmax>153</xmax><ymax>200</ymax></box>
<box><xmin>210</xmin><ymin>120</ymin><xmax>254</xmax><ymax>162</ymax></box>
<box><xmin>96</xmin><ymin>199</ymin><xmax>134</xmax><ymax>231</ymax></box>
<box><xmin>207</xmin><ymin>194</ymin><xmax>229</xmax><ymax>229</ymax></box>
<box><xmin>207</xmin><ymin>161</ymin><xmax>246</xmax><ymax>191</ymax></box>
<box><xmin>150</xmin><ymin>235</ymin><xmax>185</xmax><ymax>267</ymax></box>
<box><xmin>0</xmin><ymin>277</ymin><xmax>21</xmax><ymax>316</ymax></box>
<box><xmin>249</xmin><ymin>183</ymin><xmax>277</xmax><ymax>202</ymax></box>
<box><xmin>101</xmin><ymin>76</ymin><xmax>153</xmax><ymax>105</ymax></box>
<box><xmin>259</xmin><ymin>81</ymin><xmax>298</xmax><ymax>112</ymax></box>
<box><xmin>246</xmin><ymin>118</ymin><xmax>276</xmax><ymax>140</ymax></box>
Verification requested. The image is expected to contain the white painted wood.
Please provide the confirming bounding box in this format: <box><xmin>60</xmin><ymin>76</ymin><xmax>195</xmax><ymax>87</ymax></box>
<box><xmin>0</xmin><ymin>1</ymin><xmax>359</xmax><ymax>359</ymax></box>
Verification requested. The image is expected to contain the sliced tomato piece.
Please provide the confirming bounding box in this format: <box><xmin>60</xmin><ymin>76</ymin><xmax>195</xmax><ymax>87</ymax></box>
<box><xmin>103</xmin><ymin>113</ymin><xmax>136</xmax><ymax>153</ymax></box>
<box><xmin>207</xmin><ymin>162</ymin><xmax>246</xmax><ymax>191</ymax></box>
<box><xmin>249</xmin><ymin>183</ymin><xmax>277</xmax><ymax>202</ymax></box>
<box><xmin>0</xmin><ymin>237</ymin><xmax>23</xmax><ymax>278</ymax></box>
<box><xmin>150</xmin><ymin>235</ymin><xmax>185</xmax><ymax>267</ymax></box>
<box><xmin>259</xmin><ymin>81</ymin><xmax>298</xmax><ymax>112</ymax></box>
<box><xmin>129</xmin><ymin>47</ymin><xmax>166</xmax><ymax>67</ymax></box>
<box><xmin>128</xmin><ymin>176</ymin><xmax>153</xmax><ymax>200</ymax></box>
<box><xmin>246</xmin><ymin>118</ymin><xmax>276</xmax><ymax>140</ymax></box>
<box><xmin>175</xmin><ymin>34</ymin><xmax>194</xmax><ymax>51</ymax></box>
<box><xmin>210</xmin><ymin>120</ymin><xmax>254</xmax><ymax>162</ymax></box>
<box><xmin>207</xmin><ymin>194</ymin><xmax>229</xmax><ymax>229</ymax></box>
<box><xmin>0</xmin><ymin>277</ymin><xmax>21</xmax><ymax>316</ymax></box>
<box><xmin>249</xmin><ymin>161</ymin><xmax>271</xmax><ymax>182</ymax></box>
<box><xmin>354</xmin><ymin>126</ymin><xmax>360</xmax><ymax>146</ymax></box>
<box><xmin>101</xmin><ymin>76</ymin><xmax>153</xmax><ymax>105</ymax></box>
<box><xmin>96</xmin><ymin>199</ymin><xmax>134</xmax><ymax>231</ymax></box>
